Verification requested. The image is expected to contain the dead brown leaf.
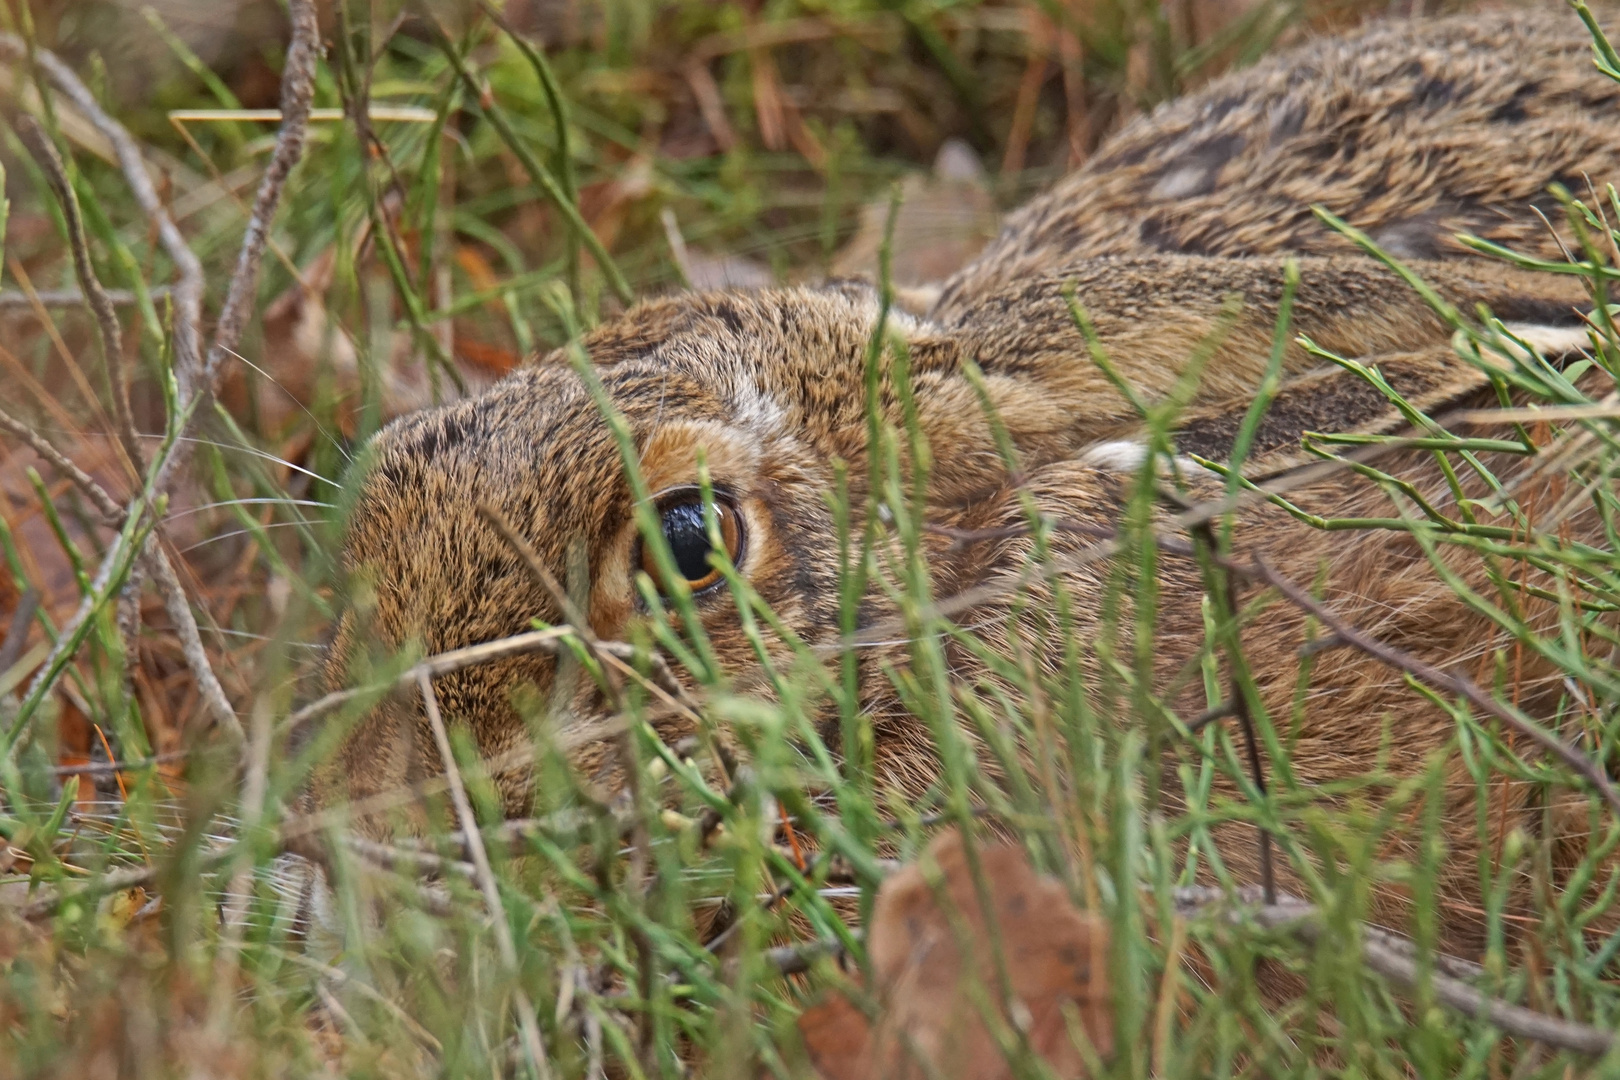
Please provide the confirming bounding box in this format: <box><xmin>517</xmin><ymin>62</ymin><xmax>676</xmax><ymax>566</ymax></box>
<box><xmin>830</xmin><ymin>139</ymin><xmax>999</xmax><ymax>290</ymax></box>
<box><xmin>798</xmin><ymin>829</ymin><xmax>1112</xmax><ymax>1080</ymax></box>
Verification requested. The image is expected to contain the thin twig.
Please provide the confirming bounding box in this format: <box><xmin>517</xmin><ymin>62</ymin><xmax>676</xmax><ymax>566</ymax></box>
<box><xmin>345</xmin><ymin>834</ymin><xmax>478</xmax><ymax>880</ymax></box>
<box><xmin>200</xmin><ymin>0</ymin><xmax>319</xmax><ymax>389</ymax></box>
<box><xmin>282</xmin><ymin>627</ymin><xmax>574</xmax><ymax>734</ymax></box>
<box><xmin>417</xmin><ymin>670</ymin><xmax>554</xmax><ymax>1080</ymax></box>
<box><xmin>0</xmin><ymin>405</ymin><xmax>122</xmax><ymax>521</ymax></box>
<box><xmin>12</xmin><ymin>114</ymin><xmax>143</xmax><ymax>474</ymax></box>
<box><xmin>278</xmin><ymin>948</ymin><xmax>444</xmax><ymax>1053</ymax></box>
<box><xmin>1181</xmin><ymin>499</ymin><xmax>1275</xmax><ymax>904</ymax></box>
<box><xmin>1243</xmin><ymin>554</ymin><xmax>1620</xmax><ymax>820</ymax></box>
<box><xmin>15</xmin><ymin>844</ymin><xmax>234</xmax><ymax>921</ymax></box>
<box><xmin>146</xmin><ymin>544</ymin><xmax>241</xmax><ymax>737</ymax></box>
<box><xmin>50</xmin><ymin>750</ymin><xmax>187</xmax><ymax>777</ymax></box>
<box><xmin>0</xmin><ymin>34</ymin><xmax>205</xmax><ymax>384</ymax></box>
<box><xmin>12</xmin><ymin>511</ymin><xmax>154</xmax><ymax>749</ymax></box>
<box><xmin>750</xmin><ymin>934</ymin><xmax>854</xmax><ymax>978</ymax></box>
<box><xmin>0</xmin><ymin>405</ymin><xmax>240</xmax><ymax>737</ymax></box>
<box><xmin>151</xmin><ymin>0</ymin><xmax>316</xmax><ymax>738</ymax></box>
<box><xmin>0</xmin><ymin>5</ymin><xmax>318</xmax><ymax>746</ymax></box>
<box><xmin>0</xmin><ymin>588</ymin><xmax>39</xmax><ymax>675</ymax></box>
<box><xmin>1173</xmin><ymin>887</ymin><xmax>1614</xmax><ymax>1056</ymax></box>
<box><xmin>0</xmin><ymin>286</ymin><xmax>167</xmax><ymax>310</ymax></box>
<box><xmin>157</xmin><ymin>0</ymin><xmax>320</xmax><ymax>497</ymax></box>
<box><xmin>1184</xmin><ymin>699</ymin><xmax>1235</xmax><ymax>733</ymax></box>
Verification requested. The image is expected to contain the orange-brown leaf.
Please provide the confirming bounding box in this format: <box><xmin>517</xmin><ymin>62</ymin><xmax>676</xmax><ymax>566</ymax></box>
<box><xmin>799</xmin><ymin>829</ymin><xmax>1112</xmax><ymax>1080</ymax></box>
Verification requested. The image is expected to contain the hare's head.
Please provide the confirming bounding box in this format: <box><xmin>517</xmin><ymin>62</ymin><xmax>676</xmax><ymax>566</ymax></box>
<box><xmin>315</xmin><ymin>284</ymin><xmax>967</xmax><ymax>826</ymax></box>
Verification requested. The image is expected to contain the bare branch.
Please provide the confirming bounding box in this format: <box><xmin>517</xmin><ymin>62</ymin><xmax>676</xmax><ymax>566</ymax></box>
<box><xmin>12</xmin><ymin>513</ymin><xmax>153</xmax><ymax>749</ymax></box>
<box><xmin>0</xmin><ymin>409</ymin><xmax>239</xmax><ymax>737</ymax></box>
<box><xmin>345</xmin><ymin>834</ymin><xmax>478</xmax><ymax>880</ymax></box>
<box><xmin>50</xmin><ymin>750</ymin><xmax>187</xmax><ymax>777</ymax></box>
<box><xmin>752</xmin><ymin>935</ymin><xmax>853</xmax><ymax>978</ymax></box>
<box><xmin>0</xmin><ymin>3</ymin><xmax>318</xmax><ymax>747</ymax></box>
<box><xmin>0</xmin><ymin>588</ymin><xmax>39</xmax><ymax>675</ymax></box>
<box><xmin>16</xmin><ymin>844</ymin><xmax>234</xmax><ymax>922</ymax></box>
<box><xmin>1181</xmin><ymin>503</ymin><xmax>1275</xmax><ymax>904</ymax></box>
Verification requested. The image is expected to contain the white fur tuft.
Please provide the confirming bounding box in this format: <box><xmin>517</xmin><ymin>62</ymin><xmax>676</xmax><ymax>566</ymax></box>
<box><xmin>1080</xmin><ymin>440</ymin><xmax>1154</xmax><ymax>471</ymax></box>
<box><xmin>1080</xmin><ymin>439</ymin><xmax>1206</xmax><ymax>474</ymax></box>
<box><xmin>1500</xmin><ymin>321</ymin><xmax>1592</xmax><ymax>359</ymax></box>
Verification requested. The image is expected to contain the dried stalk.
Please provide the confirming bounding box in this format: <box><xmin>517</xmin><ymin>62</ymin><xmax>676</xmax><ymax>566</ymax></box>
<box><xmin>417</xmin><ymin>670</ymin><xmax>555</xmax><ymax>1080</ymax></box>
<box><xmin>144</xmin><ymin>546</ymin><xmax>240</xmax><ymax>737</ymax></box>
<box><xmin>0</xmin><ymin>589</ymin><xmax>39</xmax><ymax>675</ymax></box>
<box><xmin>0</xmin><ymin>404</ymin><xmax>122</xmax><ymax>521</ymax></box>
<box><xmin>50</xmin><ymin>750</ymin><xmax>187</xmax><ymax>777</ymax></box>
<box><xmin>1183</xmin><ymin>507</ymin><xmax>1275</xmax><ymax>904</ymax></box>
<box><xmin>15</xmin><ymin>844</ymin><xmax>234</xmax><ymax>922</ymax></box>
<box><xmin>345</xmin><ymin>835</ymin><xmax>478</xmax><ymax>880</ymax></box>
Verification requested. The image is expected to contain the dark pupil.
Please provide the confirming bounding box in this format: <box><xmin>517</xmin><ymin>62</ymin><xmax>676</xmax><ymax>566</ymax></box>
<box><xmin>661</xmin><ymin>501</ymin><xmax>715</xmax><ymax>582</ymax></box>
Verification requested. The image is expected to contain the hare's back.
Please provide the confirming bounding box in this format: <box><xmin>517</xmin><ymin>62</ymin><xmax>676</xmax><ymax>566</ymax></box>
<box><xmin>934</xmin><ymin>8</ymin><xmax>1620</xmax><ymax>316</ymax></box>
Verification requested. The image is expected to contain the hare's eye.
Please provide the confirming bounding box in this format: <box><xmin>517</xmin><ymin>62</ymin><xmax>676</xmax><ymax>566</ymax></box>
<box><xmin>642</xmin><ymin>490</ymin><xmax>745</xmax><ymax>594</ymax></box>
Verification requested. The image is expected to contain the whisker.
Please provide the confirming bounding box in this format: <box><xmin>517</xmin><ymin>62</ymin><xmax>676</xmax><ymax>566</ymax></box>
<box><xmin>168</xmin><ymin>434</ymin><xmax>338</xmax><ymax>487</ymax></box>
<box><xmin>203</xmin><ymin>626</ymin><xmax>323</xmax><ymax>649</ymax></box>
<box><xmin>178</xmin><ymin>520</ymin><xmax>316</xmax><ymax>554</ymax></box>
<box><xmin>164</xmin><ymin>497</ymin><xmax>334</xmax><ymax>522</ymax></box>
<box><xmin>27</xmin><ymin>427</ymin><xmax>340</xmax><ymax>488</ymax></box>
<box><xmin>220</xmin><ymin>345</ymin><xmax>355</xmax><ymax>465</ymax></box>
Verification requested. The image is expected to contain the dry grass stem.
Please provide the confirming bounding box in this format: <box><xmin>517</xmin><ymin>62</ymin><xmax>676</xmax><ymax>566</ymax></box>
<box><xmin>417</xmin><ymin>669</ymin><xmax>555</xmax><ymax>1080</ymax></box>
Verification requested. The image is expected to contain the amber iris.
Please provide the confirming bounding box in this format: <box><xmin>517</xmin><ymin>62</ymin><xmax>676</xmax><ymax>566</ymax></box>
<box><xmin>641</xmin><ymin>490</ymin><xmax>744</xmax><ymax>593</ymax></box>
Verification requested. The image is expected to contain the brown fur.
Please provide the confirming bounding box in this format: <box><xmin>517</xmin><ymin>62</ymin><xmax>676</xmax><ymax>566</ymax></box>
<box><xmin>312</xmin><ymin>8</ymin><xmax>1615</xmax><ymax>951</ymax></box>
<box><xmin>935</xmin><ymin>6</ymin><xmax>1620</xmax><ymax>311</ymax></box>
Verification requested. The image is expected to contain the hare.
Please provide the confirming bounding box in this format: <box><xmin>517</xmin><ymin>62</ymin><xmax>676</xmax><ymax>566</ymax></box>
<box><xmin>310</xmin><ymin>8</ymin><xmax>1616</xmax><ymax>948</ymax></box>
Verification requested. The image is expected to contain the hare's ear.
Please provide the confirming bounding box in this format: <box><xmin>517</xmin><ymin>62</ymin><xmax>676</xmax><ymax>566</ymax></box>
<box><xmin>1470</xmin><ymin>281</ymin><xmax>1595</xmax><ymax>364</ymax></box>
<box><xmin>1172</xmin><ymin>279</ymin><xmax>1595</xmax><ymax>475</ymax></box>
<box><xmin>1171</xmin><ymin>347</ymin><xmax>1476</xmax><ymax>473</ymax></box>
<box><xmin>1488</xmin><ymin>321</ymin><xmax>1594</xmax><ymax>364</ymax></box>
